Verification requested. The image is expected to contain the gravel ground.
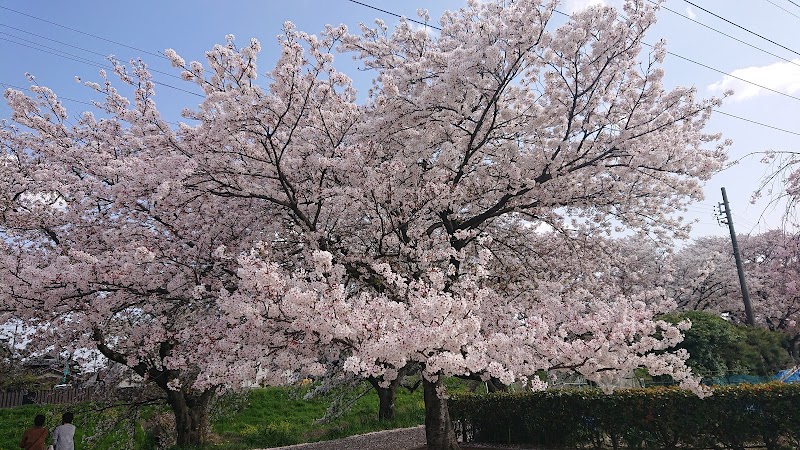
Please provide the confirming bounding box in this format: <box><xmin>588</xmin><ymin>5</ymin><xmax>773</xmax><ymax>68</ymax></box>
<box><xmin>261</xmin><ymin>426</ymin><xmax>561</xmax><ymax>450</ymax></box>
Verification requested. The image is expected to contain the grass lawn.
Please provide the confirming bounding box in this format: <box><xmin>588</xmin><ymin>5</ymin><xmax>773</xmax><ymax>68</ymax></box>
<box><xmin>0</xmin><ymin>402</ymin><xmax>152</xmax><ymax>449</ymax></box>
<box><xmin>0</xmin><ymin>381</ymin><xmax>428</xmax><ymax>450</ymax></box>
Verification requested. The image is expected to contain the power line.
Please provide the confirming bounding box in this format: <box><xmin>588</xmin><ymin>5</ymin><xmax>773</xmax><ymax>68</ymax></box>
<box><xmin>346</xmin><ymin>0</ymin><xmax>441</xmax><ymax>30</ymax></box>
<box><xmin>0</xmin><ymin>37</ymin><xmax>203</xmax><ymax>98</ymax></box>
<box><xmin>733</xmin><ymin>213</ymin><xmax>760</xmax><ymax>229</ymax></box>
<box><xmin>0</xmin><ymin>5</ymin><xmax>166</xmax><ymax>60</ymax></box>
<box><xmin>7</xmin><ymin>1</ymin><xmax>798</xmax><ymax>137</ymax></box>
<box><xmin>346</xmin><ymin>0</ymin><xmax>800</xmax><ymax>135</ymax></box>
<box><xmin>683</xmin><ymin>0</ymin><xmax>800</xmax><ymax>58</ymax></box>
<box><xmin>643</xmin><ymin>41</ymin><xmax>800</xmax><ymax>103</ymax></box>
<box><xmin>0</xmin><ymin>23</ymin><xmax>109</xmax><ymax>59</ymax></box>
<box><xmin>0</xmin><ymin>36</ymin><xmax>109</xmax><ymax>71</ymax></box>
<box><xmin>786</xmin><ymin>0</ymin><xmax>800</xmax><ymax>8</ymax></box>
<box><xmin>538</xmin><ymin>8</ymin><xmax>800</xmax><ymax>104</ymax></box>
<box><xmin>687</xmin><ymin>203</ymin><xmax>718</xmax><ymax>212</ymax></box>
<box><xmin>348</xmin><ymin>1</ymin><xmax>800</xmax><ymax>103</ymax></box>
<box><xmin>650</xmin><ymin>1</ymin><xmax>800</xmax><ymax>69</ymax></box>
<box><xmin>0</xmin><ymin>81</ymin><xmax>94</xmax><ymax>107</ymax></box>
<box><xmin>711</xmin><ymin>109</ymin><xmax>800</xmax><ymax>136</ymax></box>
<box><xmin>764</xmin><ymin>0</ymin><xmax>800</xmax><ymax>21</ymax></box>
<box><xmin>0</xmin><ymin>26</ymin><xmax>187</xmax><ymax>82</ymax></box>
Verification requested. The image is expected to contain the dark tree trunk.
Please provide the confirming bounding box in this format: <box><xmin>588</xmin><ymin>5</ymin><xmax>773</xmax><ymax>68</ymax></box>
<box><xmin>423</xmin><ymin>377</ymin><xmax>461</xmax><ymax>450</ymax></box>
<box><xmin>788</xmin><ymin>334</ymin><xmax>800</xmax><ymax>361</ymax></box>
<box><xmin>368</xmin><ymin>377</ymin><xmax>398</xmax><ymax>421</ymax></box>
<box><xmin>166</xmin><ymin>388</ymin><xmax>215</xmax><ymax>448</ymax></box>
<box><xmin>486</xmin><ymin>377</ymin><xmax>508</xmax><ymax>393</ymax></box>
<box><xmin>91</xmin><ymin>334</ymin><xmax>216</xmax><ymax>448</ymax></box>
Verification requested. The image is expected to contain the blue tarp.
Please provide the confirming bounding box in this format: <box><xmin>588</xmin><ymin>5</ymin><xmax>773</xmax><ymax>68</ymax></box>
<box><xmin>775</xmin><ymin>368</ymin><xmax>800</xmax><ymax>383</ymax></box>
<box><xmin>702</xmin><ymin>374</ymin><xmax>771</xmax><ymax>385</ymax></box>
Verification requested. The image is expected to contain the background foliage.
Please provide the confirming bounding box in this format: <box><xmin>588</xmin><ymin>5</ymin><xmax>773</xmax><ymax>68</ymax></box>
<box><xmin>660</xmin><ymin>311</ymin><xmax>791</xmax><ymax>379</ymax></box>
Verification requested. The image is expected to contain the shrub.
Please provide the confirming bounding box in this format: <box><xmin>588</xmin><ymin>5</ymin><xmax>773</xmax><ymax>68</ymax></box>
<box><xmin>450</xmin><ymin>383</ymin><xmax>800</xmax><ymax>449</ymax></box>
<box><xmin>660</xmin><ymin>311</ymin><xmax>791</xmax><ymax>379</ymax></box>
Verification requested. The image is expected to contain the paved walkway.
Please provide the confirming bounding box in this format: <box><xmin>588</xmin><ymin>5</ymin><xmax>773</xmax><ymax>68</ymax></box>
<box><xmin>262</xmin><ymin>426</ymin><xmax>561</xmax><ymax>450</ymax></box>
<box><xmin>265</xmin><ymin>426</ymin><xmax>426</xmax><ymax>450</ymax></box>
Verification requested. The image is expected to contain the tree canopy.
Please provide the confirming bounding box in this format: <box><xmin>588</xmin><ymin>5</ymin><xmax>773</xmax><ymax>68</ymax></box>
<box><xmin>1</xmin><ymin>1</ymin><xmax>727</xmax><ymax>448</ymax></box>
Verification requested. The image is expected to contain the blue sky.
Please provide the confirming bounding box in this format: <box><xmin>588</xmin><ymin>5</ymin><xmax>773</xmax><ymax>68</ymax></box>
<box><xmin>1</xmin><ymin>0</ymin><xmax>798</xmax><ymax>240</ymax></box>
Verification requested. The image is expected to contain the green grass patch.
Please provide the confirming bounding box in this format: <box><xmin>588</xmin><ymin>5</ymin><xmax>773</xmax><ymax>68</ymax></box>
<box><xmin>1</xmin><ymin>381</ymin><xmax>426</xmax><ymax>450</ymax></box>
<box><xmin>209</xmin><ymin>382</ymin><xmax>425</xmax><ymax>449</ymax></box>
<box><xmin>0</xmin><ymin>402</ymin><xmax>152</xmax><ymax>450</ymax></box>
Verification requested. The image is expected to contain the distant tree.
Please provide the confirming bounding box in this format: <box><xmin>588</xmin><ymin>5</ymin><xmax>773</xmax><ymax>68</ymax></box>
<box><xmin>753</xmin><ymin>150</ymin><xmax>800</xmax><ymax>226</ymax></box>
<box><xmin>670</xmin><ymin>231</ymin><xmax>800</xmax><ymax>359</ymax></box>
<box><xmin>744</xmin><ymin>231</ymin><xmax>800</xmax><ymax>359</ymax></box>
<box><xmin>605</xmin><ymin>235</ymin><xmax>673</xmax><ymax>297</ymax></box>
<box><xmin>661</xmin><ymin>311</ymin><xmax>790</xmax><ymax>378</ymax></box>
<box><xmin>670</xmin><ymin>236</ymin><xmax>740</xmax><ymax>312</ymax></box>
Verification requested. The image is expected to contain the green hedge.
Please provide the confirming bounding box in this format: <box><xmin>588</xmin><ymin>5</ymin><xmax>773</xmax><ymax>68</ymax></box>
<box><xmin>450</xmin><ymin>383</ymin><xmax>800</xmax><ymax>449</ymax></box>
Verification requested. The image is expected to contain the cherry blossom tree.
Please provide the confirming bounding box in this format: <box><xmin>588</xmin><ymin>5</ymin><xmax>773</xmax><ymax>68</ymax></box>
<box><xmin>752</xmin><ymin>231</ymin><xmax>800</xmax><ymax>357</ymax></box>
<box><xmin>2</xmin><ymin>0</ymin><xmax>730</xmax><ymax>448</ymax></box>
<box><xmin>169</xmin><ymin>0</ymin><xmax>724</xmax><ymax>447</ymax></box>
<box><xmin>671</xmin><ymin>231</ymin><xmax>800</xmax><ymax>358</ymax></box>
<box><xmin>603</xmin><ymin>235</ymin><xmax>674</xmax><ymax>297</ymax></box>
<box><xmin>670</xmin><ymin>236</ymin><xmax>740</xmax><ymax>313</ymax></box>
<box><xmin>753</xmin><ymin>150</ymin><xmax>800</xmax><ymax>226</ymax></box>
<box><xmin>0</xmin><ymin>67</ymin><xmax>319</xmax><ymax>446</ymax></box>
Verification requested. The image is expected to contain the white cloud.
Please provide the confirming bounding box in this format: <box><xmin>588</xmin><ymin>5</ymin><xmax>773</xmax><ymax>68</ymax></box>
<box><xmin>708</xmin><ymin>59</ymin><xmax>800</xmax><ymax>102</ymax></box>
<box><xmin>409</xmin><ymin>21</ymin><xmax>437</xmax><ymax>36</ymax></box>
<box><xmin>686</xmin><ymin>6</ymin><xmax>697</xmax><ymax>20</ymax></box>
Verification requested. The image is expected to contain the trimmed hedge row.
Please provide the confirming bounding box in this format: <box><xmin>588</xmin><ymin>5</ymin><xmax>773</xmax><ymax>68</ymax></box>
<box><xmin>449</xmin><ymin>383</ymin><xmax>800</xmax><ymax>449</ymax></box>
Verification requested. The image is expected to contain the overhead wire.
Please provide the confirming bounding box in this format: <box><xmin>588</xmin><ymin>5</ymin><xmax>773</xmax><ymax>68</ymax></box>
<box><xmin>644</xmin><ymin>1</ymin><xmax>800</xmax><ymax>134</ymax></box>
<box><xmin>652</xmin><ymin>44</ymin><xmax>800</xmax><ymax>103</ymax></box>
<box><xmin>0</xmin><ymin>24</ymin><xmax>188</xmax><ymax>82</ymax></box>
<box><xmin>345</xmin><ymin>0</ymin><xmax>800</xmax><ymax>136</ymax></box>
<box><xmin>0</xmin><ymin>36</ymin><xmax>203</xmax><ymax>98</ymax></box>
<box><xmin>687</xmin><ymin>203</ymin><xmax>718</xmax><ymax>212</ymax></box>
<box><xmin>763</xmin><ymin>0</ymin><xmax>800</xmax><ymax>21</ymax></box>
<box><xmin>0</xmin><ymin>79</ymin><xmax>82</xmax><ymax>127</ymax></box>
<box><xmin>345</xmin><ymin>0</ymin><xmax>440</xmax><ymax>30</ymax></box>
<box><xmin>649</xmin><ymin>1</ymin><xmax>800</xmax><ymax>69</ymax></box>
<box><xmin>733</xmin><ymin>213</ymin><xmax>760</xmax><ymax>228</ymax></box>
<box><xmin>682</xmin><ymin>0</ymin><xmax>800</xmax><ymax>58</ymax></box>
<box><xmin>0</xmin><ymin>5</ymin><xmax>166</xmax><ymax>60</ymax></box>
<box><xmin>711</xmin><ymin>110</ymin><xmax>800</xmax><ymax>136</ymax></box>
<box><xmin>550</xmin><ymin>8</ymin><xmax>800</xmax><ymax>103</ymax></box>
<box><xmin>0</xmin><ymin>35</ymin><xmax>108</xmax><ymax>71</ymax></box>
<box><xmin>685</xmin><ymin>203</ymin><xmax>762</xmax><ymax>233</ymax></box>
<box><xmin>0</xmin><ymin>6</ymin><xmax>205</xmax><ymax>102</ymax></box>
<box><xmin>1</xmin><ymin>80</ymin><xmax>92</xmax><ymax>107</ymax></box>
<box><xmin>4</xmin><ymin>1</ymin><xmax>799</xmax><ymax>136</ymax></box>
<box><xmin>0</xmin><ymin>23</ymin><xmax>110</xmax><ymax>58</ymax></box>
<box><xmin>635</xmin><ymin>2</ymin><xmax>800</xmax><ymax>135</ymax></box>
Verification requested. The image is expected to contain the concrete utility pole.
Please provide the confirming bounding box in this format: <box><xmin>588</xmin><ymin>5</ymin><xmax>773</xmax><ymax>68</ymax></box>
<box><xmin>717</xmin><ymin>187</ymin><xmax>755</xmax><ymax>326</ymax></box>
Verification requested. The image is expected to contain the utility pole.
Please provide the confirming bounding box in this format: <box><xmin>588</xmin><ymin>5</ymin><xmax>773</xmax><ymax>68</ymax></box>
<box><xmin>716</xmin><ymin>187</ymin><xmax>755</xmax><ymax>326</ymax></box>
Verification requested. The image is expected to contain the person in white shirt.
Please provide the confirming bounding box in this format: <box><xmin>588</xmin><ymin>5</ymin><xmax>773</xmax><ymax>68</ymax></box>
<box><xmin>51</xmin><ymin>412</ymin><xmax>75</xmax><ymax>450</ymax></box>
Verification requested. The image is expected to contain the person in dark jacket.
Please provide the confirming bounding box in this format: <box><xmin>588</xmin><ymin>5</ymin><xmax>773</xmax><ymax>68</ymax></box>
<box><xmin>19</xmin><ymin>414</ymin><xmax>47</xmax><ymax>450</ymax></box>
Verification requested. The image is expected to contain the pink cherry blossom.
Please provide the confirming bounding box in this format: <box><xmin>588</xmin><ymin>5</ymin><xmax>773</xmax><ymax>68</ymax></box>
<box><xmin>1</xmin><ymin>1</ymin><xmax>727</xmax><ymax>448</ymax></box>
